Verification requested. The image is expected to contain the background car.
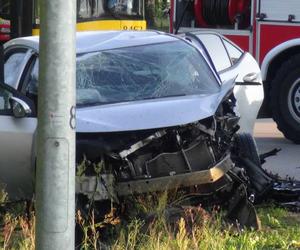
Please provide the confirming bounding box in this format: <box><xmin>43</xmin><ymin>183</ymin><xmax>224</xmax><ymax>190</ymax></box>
<box><xmin>183</xmin><ymin>31</ymin><xmax>264</xmax><ymax>134</ymax></box>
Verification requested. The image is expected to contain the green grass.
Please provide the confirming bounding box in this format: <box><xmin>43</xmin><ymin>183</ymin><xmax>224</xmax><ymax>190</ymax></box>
<box><xmin>110</xmin><ymin>205</ymin><xmax>300</xmax><ymax>250</ymax></box>
<box><xmin>1</xmin><ymin>190</ymin><xmax>300</xmax><ymax>250</ymax></box>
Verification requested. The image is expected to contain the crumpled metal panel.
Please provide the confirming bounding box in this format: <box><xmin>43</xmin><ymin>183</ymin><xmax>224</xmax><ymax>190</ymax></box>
<box><xmin>116</xmin><ymin>154</ymin><xmax>233</xmax><ymax>196</ymax></box>
<box><xmin>76</xmin><ymin>78</ymin><xmax>235</xmax><ymax>132</ymax></box>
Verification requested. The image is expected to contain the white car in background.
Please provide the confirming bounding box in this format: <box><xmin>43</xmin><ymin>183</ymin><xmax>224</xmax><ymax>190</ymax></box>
<box><xmin>183</xmin><ymin>31</ymin><xmax>264</xmax><ymax>134</ymax></box>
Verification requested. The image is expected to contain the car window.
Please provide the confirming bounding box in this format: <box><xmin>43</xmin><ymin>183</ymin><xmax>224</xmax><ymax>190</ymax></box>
<box><xmin>25</xmin><ymin>58</ymin><xmax>39</xmax><ymax>96</ymax></box>
<box><xmin>196</xmin><ymin>34</ymin><xmax>231</xmax><ymax>72</ymax></box>
<box><xmin>20</xmin><ymin>57</ymin><xmax>39</xmax><ymax>109</ymax></box>
<box><xmin>223</xmin><ymin>39</ymin><xmax>243</xmax><ymax>65</ymax></box>
<box><xmin>23</xmin><ymin>41</ymin><xmax>220</xmax><ymax>107</ymax></box>
<box><xmin>4</xmin><ymin>51</ymin><xmax>27</xmax><ymax>87</ymax></box>
<box><xmin>0</xmin><ymin>85</ymin><xmax>12</xmax><ymax>114</ymax></box>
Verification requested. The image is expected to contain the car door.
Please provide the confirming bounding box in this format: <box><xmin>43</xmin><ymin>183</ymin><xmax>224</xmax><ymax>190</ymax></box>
<box><xmin>187</xmin><ymin>33</ymin><xmax>264</xmax><ymax>134</ymax></box>
<box><xmin>0</xmin><ymin>49</ymin><xmax>37</xmax><ymax>200</ymax></box>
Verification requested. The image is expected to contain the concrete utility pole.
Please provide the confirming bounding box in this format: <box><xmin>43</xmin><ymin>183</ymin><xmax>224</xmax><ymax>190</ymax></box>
<box><xmin>35</xmin><ymin>0</ymin><xmax>76</xmax><ymax>249</ymax></box>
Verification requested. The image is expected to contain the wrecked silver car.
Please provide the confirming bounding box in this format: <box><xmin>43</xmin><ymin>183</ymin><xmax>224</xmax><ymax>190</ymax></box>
<box><xmin>0</xmin><ymin>31</ymin><xmax>235</xmax><ymax>198</ymax></box>
<box><xmin>0</xmin><ymin>31</ymin><xmax>298</xmax><ymax>227</ymax></box>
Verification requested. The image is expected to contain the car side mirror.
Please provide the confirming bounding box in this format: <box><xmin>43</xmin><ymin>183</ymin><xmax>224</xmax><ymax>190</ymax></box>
<box><xmin>9</xmin><ymin>96</ymin><xmax>32</xmax><ymax>118</ymax></box>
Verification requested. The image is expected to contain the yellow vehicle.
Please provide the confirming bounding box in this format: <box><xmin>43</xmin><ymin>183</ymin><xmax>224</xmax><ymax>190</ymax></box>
<box><xmin>0</xmin><ymin>0</ymin><xmax>146</xmax><ymax>41</ymax></box>
<box><xmin>33</xmin><ymin>0</ymin><xmax>146</xmax><ymax>35</ymax></box>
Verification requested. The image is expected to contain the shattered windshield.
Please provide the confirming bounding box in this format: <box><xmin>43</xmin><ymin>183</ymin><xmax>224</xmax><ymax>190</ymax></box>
<box><xmin>76</xmin><ymin>41</ymin><xmax>220</xmax><ymax>106</ymax></box>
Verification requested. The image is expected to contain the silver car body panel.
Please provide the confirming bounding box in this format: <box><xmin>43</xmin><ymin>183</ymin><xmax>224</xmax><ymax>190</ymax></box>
<box><xmin>76</xmin><ymin>86</ymin><xmax>232</xmax><ymax>132</ymax></box>
<box><xmin>0</xmin><ymin>116</ymin><xmax>37</xmax><ymax>199</ymax></box>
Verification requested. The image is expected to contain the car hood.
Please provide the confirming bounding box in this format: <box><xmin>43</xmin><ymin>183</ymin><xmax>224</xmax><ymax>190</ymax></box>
<box><xmin>76</xmin><ymin>79</ymin><xmax>235</xmax><ymax>133</ymax></box>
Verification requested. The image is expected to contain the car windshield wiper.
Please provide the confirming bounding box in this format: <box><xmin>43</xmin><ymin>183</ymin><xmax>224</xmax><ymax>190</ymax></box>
<box><xmin>77</xmin><ymin>94</ymin><xmax>189</xmax><ymax>108</ymax></box>
<box><xmin>139</xmin><ymin>94</ymin><xmax>188</xmax><ymax>101</ymax></box>
<box><xmin>76</xmin><ymin>101</ymin><xmax>117</xmax><ymax>107</ymax></box>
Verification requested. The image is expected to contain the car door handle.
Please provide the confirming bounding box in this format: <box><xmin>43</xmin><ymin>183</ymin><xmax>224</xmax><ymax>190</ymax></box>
<box><xmin>243</xmin><ymin>72</ymin><xmax>258</xmax><ymax>82</ymax></box>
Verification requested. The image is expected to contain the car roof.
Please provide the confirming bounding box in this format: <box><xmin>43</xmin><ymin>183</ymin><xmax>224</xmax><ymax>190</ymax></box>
<box><xmin>4</xmin><ymin>31</ymin><xmax>181</xmax><ymax>54</ymax></box>
<box><xmin>4</xmin><ymin>30</ymin><xmax>221</xmax><ymax>85</ymax></box>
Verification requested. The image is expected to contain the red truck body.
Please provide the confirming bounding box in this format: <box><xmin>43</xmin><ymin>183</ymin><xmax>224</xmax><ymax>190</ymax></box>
<box><xmin>170</xmin><ymin>0</ymin><xmax>300</xmax><ymax>143</ymax></box>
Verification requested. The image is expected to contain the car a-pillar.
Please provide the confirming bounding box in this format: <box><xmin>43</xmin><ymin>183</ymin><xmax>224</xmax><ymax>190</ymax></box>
<box><xmin>267</xmin><ymin>49</ymin><xmax>300</xmax><ymax>144</ymax></box>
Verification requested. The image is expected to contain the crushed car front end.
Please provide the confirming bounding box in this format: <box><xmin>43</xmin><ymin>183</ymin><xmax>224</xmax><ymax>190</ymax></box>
<box><xmin>74</xmin><ymin>80</ymin><xmax>262</xmax><ymax>225</ymax></box>
<box><xmin>69</xmin><ymin>32</ymin><xmax>270</xmax><ymax>227</ymax></box>
<box><xmin>73</xmin><ymin>34</ymin><xmax>236</xmax><ymax>197</ymax></box>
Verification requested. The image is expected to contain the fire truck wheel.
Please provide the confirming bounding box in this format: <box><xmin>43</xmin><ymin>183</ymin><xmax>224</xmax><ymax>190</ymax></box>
<box><xmin>270</xmin><ymin>54</ymin><xmax>300</xmax><ymax>144</ymax></box>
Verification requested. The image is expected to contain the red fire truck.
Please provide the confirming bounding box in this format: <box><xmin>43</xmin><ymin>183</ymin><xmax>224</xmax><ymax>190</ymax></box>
<box><xmin>170</xmin><ymin>0</ymin><xmax>300</xmax><ymax>143</ymax></box>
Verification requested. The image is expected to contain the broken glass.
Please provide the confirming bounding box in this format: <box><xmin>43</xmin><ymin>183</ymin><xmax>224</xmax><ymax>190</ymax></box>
<box><xmin>76</xmin><ymin>41</ymin><xmax>220</xmax><ymax>106</ymax></box>
<box><xmin>27</xmin><ymin>40</ymin><xmax>220</xmax><ymax>107</ymax></box>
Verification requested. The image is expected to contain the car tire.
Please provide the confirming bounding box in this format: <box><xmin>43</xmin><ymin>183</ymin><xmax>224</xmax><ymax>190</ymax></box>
<box><xmin>270</xmin><ymin>54</ymin><xmax>300</xmax><ymax>144</ymax></box>
<box><xmin>235</xmin><ymin>133</ymin><xmax>261</xmax><ymax>167</ymax></box>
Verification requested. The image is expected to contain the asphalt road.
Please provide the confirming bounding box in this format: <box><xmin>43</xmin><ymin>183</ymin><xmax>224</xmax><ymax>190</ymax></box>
<box><xmin>254</xmin><ymin>119</ymin><xmax>300</xmax><ymax>180</ymax></box>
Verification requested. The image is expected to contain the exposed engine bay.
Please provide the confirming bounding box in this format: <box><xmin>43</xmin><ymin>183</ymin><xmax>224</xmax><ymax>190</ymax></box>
<box><xmin>76</xmin><ymin>93</ymin><xmax>239</xmax><ymax>192</ymax></box>
<box><xmin>76</xmin><ymin>96</ymin><xmax>245</xmax><ymax>227</ymax></box>
<box><xmin>74</xmin><ymin>90</ymin><xmax>300</xmax><ymax>229</ymax></box>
